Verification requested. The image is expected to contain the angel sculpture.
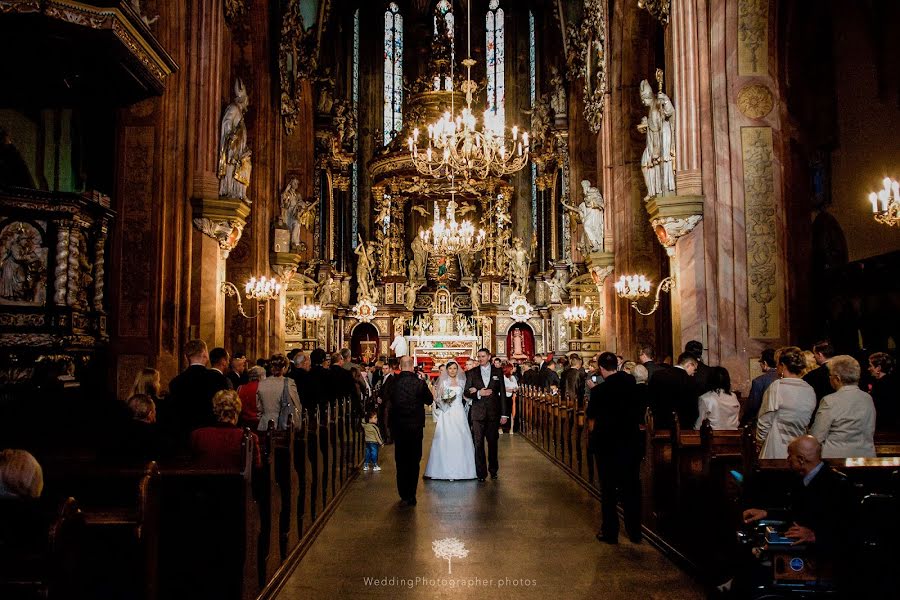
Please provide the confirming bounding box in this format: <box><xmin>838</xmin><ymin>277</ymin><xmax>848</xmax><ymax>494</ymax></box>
<box><xmin>317</xmin><ymin>276</ymin><xmax>335</xmax><ymax>305</ymax></box>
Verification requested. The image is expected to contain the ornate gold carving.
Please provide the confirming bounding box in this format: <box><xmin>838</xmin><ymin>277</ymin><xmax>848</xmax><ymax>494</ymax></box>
<box><xmin>650</xmin><ymin>215</ymin><xmax>702</xmax><ymax>256</ymax></box>
<box><xmin>738</xmin><ymin>0</ymin><xmax>768</xmax><ymax>76</ymax></box>
<box><xmin>564</xmin><ymin>0</ymin><xmax>608</xmax><ymax>133</ymax></box>
<box><xmin>644</xmin><ymin>194</ymin><xmax>704</xmax><ymax>256</ymax></box>
<box><xmin>638</xmin><ymin>0</ymin><xmax>671</xmax><ymax>24</ymax></box>
<box><xmin>737</xmin><ymin>84</ymin><xmax>774</xmax><ymax>119</ymax></box>
<box><xmin>224</xmin><ymin>0</ymin><xmax>248</xmax><ymax>26</ymax></box>
<box><xmin>0</xmin><ymin>221</ymin><xmax>48</xmax><ymax>306</ymax></box>
<box><xmin>741</xmin><ymin>127</ymin><xmax>779</xmax><ymax>338</ymax></box>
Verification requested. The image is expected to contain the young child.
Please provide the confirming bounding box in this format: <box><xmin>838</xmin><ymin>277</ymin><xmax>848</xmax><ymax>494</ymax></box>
<box><xmin>361</xmin><ymin>410</ymin><xmax>384</xmax><ymax>471</ymax></box>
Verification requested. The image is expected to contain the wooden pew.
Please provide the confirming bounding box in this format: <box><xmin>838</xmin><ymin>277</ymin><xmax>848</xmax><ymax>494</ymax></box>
<box><xmin>40</xmin><ymin>461</ymin><xmax>161</xmax><ymax>600</ymax></box>
<box><xmin>156</xmin><ymin>430</ymin><xmax>259</xmax><ymax>600</ymax></box>
<box><xmin>0</xmin><ymin>496</ymin><xmax>84</xmax><ymax>600</ymax></box>
<box><xmin>273</xmin><ymin>414</ymin><xmax>298</xmax><ymax>561</ymax></box>
<box><xmin>257</xmin><ymin>421</ymin><xmax>282</xmax><ymax>584</ymax></box>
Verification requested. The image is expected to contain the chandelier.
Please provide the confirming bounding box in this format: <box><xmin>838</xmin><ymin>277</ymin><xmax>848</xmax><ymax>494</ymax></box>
<box><xmin>615</xmin><ymin>274</ymin><xmax>674</xmax><ymax>316</ymax></box>
<box><xmin>419</xmin><ymin>195</ymin><xmax>486</xmax><ymax>255</ymax></box>
<box><xmin>407</xmin><ymin>2</ymin><xmax>528</xmax><ymax>181</ymax></box>
<box><xmin>297</xmin><ymin>304</ymin><xmax>323</xmax><ymax>321</ymax></box>
<box><xmin>868</xmin><ymin>177</ymin><xmax>900</xmax><ymax>227</ymax></box>
<box><xmin>244</xmin><ymin>276</ymin><xmax>282</xmax><ymax>301</ymax></box>
<box><xmin>563</xmin><ymin>303</ymin><xmax>588</xmax><ymax>323</ymax></box>
<box><xmin>221</xmin><ymin>276</ymin><xmax>281</xmax><ymax>319</ymax></box>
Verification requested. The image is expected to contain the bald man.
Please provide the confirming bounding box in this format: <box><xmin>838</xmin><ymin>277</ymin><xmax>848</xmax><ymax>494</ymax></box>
<box><xmin>385</xmin><ymin>356</ymin><xmax>434</xmax><ymax>505</ymax></box>
<box><xmin>743</xmin><ymin>435</ymin><xmax>852</xmax><ymax>554</ymax></box>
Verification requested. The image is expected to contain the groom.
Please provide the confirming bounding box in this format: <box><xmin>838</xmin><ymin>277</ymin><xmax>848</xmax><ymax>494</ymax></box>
<box><xmin>464</xmin><ymin>348</ymin><xmax>508</xmax><ymax>481</ymax></box>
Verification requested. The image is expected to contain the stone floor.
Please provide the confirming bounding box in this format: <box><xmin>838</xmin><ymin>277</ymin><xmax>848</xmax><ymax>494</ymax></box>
<box><xmin>276</xmin><ymin>423</ymin><xmax>705</xmax><ymax>599</ymax></box>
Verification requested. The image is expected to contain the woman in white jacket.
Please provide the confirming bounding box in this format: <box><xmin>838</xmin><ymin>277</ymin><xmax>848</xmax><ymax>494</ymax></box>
<box><xmin>756</xmin><ymin>347</ymin><xmax>816</xmax><ymax>459</ymax></box>
<box><xmin>810</xmin><ymin>355</ymin><xmax>876</xmax><ymax>458</ymax></box>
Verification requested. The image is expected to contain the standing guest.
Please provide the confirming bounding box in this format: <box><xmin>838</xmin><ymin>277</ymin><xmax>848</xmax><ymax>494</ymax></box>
<box><xmin>351</xmin><ymin>366</ymin><xmax>371</xmax><ymax>406</ymax></box>
<box><xmin>492</xmin><ymin>356</ymin><xmax>503</xmax><ymax>369</ymax></box>
<box><xmin>361</xmin><ymin>410</ymin><xmax>385</xmax><ymax>471</ymax></box>
<box><xmin>237</xmin><ymin>366</ymin><xmax>266</xmax><ymax>429</ymax></box>
<box><xmin>588</xmin><ymin>352</ymin><xmax>643</xmax><ymax>544</ymax></box>
<box><xmin>742</xmin><ymin>349</ymin><xmax>779</xmax><ymax>426</ymax></box>
<box><xmin>108</xmin><ymin>394</ymin><xmax>174</xmax><ymax>462</ymax></box>
<box><xmin>191</xmin><ymin>390</ymin><xmax>260</xmax><ymax>468</ymax></box>
<box><xmin>561</xmin><ymin>354</ymin><xmax>586</xmax><ymax>409</ymax></box>
<box><xmin>615</xmin><ymin>355</ymin><xmax>625</xmax><ymax>372</ymax></box>
<box><xmin>801</xmin><ymin>350</ymin><xmax>817</xmax><ymax>377</ymax></box>
<box><xmin>464</xmin><ymin>348</ymin><xmax>508</xmax><ymax>481</ymax></box>
<box><xmin>649</xmin><ymin>352</ymin><xmax>699</xmax><ymax>429</ymax></box>
<box><xmin>868</xmin><ymin>352</ymin><xmax>899</xmax><ymax>431</ymax></box>
<box><xmin>756</xmin><ymin>347</ymin><xmax>816</xmax><ymax>459</ymax></box>
<box><xmin>376</xmin><ymin>361</ymin><xmax>395</xmax><ymax>443</ymax></box>
<box><xmin>304</xmin><ymin>349</ymin><xmax>331</xmax><ymax>417</ymax></box>
<box><xmin>288</xmin><ymin>352</ymin><xmax>308</xmax><ymax>403</ymax></box>
<box><xmin>209</xmin><ymin>347</ymin><xmax>233</xmax><ymax>390</ymax></box>
<box><xmin>810</xmin><ymin>355</ymin><xmax>876</xmax><ymax>458</ymax></box>
<box><xmin>390</xmin><ymin>332</ymin><xmax>408</xmax><ymax>357</ymax></box>
<box><xmin>0</xmin><ymin>449</ymin><xmax>43</xmax><ymax>498</ymax></box>
<box><xmin>131</xmin><ymin>367</ymin><xmax>162</xmax><ymax>402</ymax></box>
<box><xmin>501</xmin><ymin>361</ymin><xmax>519</xmax><ymax>434</ymax></box>
<box><xmin>256</xmin><ymin>354</ymin><xmax>301</xmax><ymax>431</ymax></box>
<box><xmin>227</xmin><ymin>353</ymin><xmax>248</xmax><ymax>389</ymax></box>
<box><xmin>385</xmin><ymin>356</ymin><xmax>434</xmax><ymax>505</ymax></box>
<box><xmin>803</xmin><ymin>340</ymin><xmax>837</xmax><ymax>406</ymax></box>
<box><xmin>685</xmin><ymin>340</ymin><xmax>711</xmax><ymax>392</ymax></box>
<box><xmin>632</xmin><ymin>364</ymin><xmax>652</xmax><ymax>418</ymax></box>
<box><xmin>341</xmin><ymin>348</ymin><xmax>362</xmax><ymax>372</ymax></box>
<box><xmin>695</xmin><ymin>366</ymin><xmax>740</xmax><ymax>430</ymax></box>
<box><xmin>329</xmin><ymin>351</ymin><xmax>360</xmax><ymax>410</ymax></box>
<box><xmin>539</xmin><ymin>358</ymin><xmax>560</xmax><ymax>390</ymax></box>
<box><xmin>164</xmin><ymin>339</ymin><xmax>229</xmax><ymax>443</ymax></box>
<box><xmin>520</xmin><ymin>362</ymin><xmax>541</xmax><ymax>387</ymax></box>
<box><xmin>638</xmin><ymin>345</ymin><xmax>663</xmax><ymax>381</ymax></box>
<box><xmin>622</xmin><ymin>361</ymin><xmax>637</xmax><ymax>375</ymax></box>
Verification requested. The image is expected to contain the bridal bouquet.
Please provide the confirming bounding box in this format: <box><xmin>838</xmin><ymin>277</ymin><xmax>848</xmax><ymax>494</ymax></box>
<box><xmin>440</xmin><ymin>387</ymin><xmax>456</xmax><ymax>406</ymax></box>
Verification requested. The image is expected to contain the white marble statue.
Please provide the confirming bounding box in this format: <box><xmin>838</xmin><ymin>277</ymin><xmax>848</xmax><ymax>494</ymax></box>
<box><xmin>405</xmin><ymin>281</ymin><xmax>422</xmax><ymax>311</ymax></box>
<box><xmin>638</xmin><ymin>78</ymin><xmax>676</xmax><ymax>198</ymax></box>
<box><xmin>280</xmin><ymin>178</ymin><xmax>318</xmax><ymax>249</ymax></box>
<box><xmin>218</xmin><ymin>79</ymin><xmax>252</xmax><ymax>201</ymax></box>
<box><xmin>317</xmin><ymin>275</ymin><xmax>335</xmax><ymax>305</ymax></box>
<box><xmin>355</xmin><ymin>238</ymin><xmax>376</xmax><ymax>301</ymax></box>
<box><xmin>562</xmin><ymin>180</ymin><xmax>605</xmax><ymax>253</ymax></box>
<box><xmin>458</xmin><ymin>249</ymin><xmax>475</xmax><ymax>279</ymax></box>
<box><xmin>549</xmin><ymin>66</ymin><xmax>567</xmax><ymax>119</ymax></box>
<box><xmin>469</xmin><ymin>283</ymin><xmax>480</xmax><ymax>313</ymax></box>
<box><xmin>546</xmin><ymin>270</ymin><xmax>569</xmax><ymax>304</ymax></box>
<box><xmin>410</xmin><ymin>229</ymin><xmax>428</xmax><ymax>281</ymax></box>
<box><xmin>508</xmin><ymin>237</ymin><xmax>531</xmax><ymax>295</ymax></box>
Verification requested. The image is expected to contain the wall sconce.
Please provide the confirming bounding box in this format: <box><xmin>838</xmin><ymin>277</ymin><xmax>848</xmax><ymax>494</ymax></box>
<box><xmin>298</xmin><ymin>304</ymin><xmax>324</xmax><ymax>321</ymax></box>
<box><xmin>221</xmin><ymin>276</ymin><xmax>281</xmax><ymax>319</ymax></box>
<box><xmin>563</xmin><ymin>298</ymin><xmax>603</xmax><ymax>335</ymax></box>
<box><xmin>868</xmin><ymin>177</ymin><xmax>900</xmax><ymax>227</ymax></box>
<box><xmin>615</xmin><ymin>274</ymin><xmax>674</xmax><ymax>316</ymax></box>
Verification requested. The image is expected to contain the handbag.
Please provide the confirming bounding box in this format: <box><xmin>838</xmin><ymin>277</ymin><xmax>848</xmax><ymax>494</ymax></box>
<box><xmin>277</xmin><ymin>378</ymin><xmax>299</xmax><ymax>430</ymax></box>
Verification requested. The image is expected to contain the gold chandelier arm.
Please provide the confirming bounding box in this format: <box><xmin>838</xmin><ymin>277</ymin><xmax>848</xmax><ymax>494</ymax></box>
<box><xmin>220</xmin><ymin>281</ymin><xmax>265</xmax><ymax>319</ymax></box>
<box><xmin>630</xmin><ymin>276</ymin><xmax>675</xmax><ymax>316</ymax></box>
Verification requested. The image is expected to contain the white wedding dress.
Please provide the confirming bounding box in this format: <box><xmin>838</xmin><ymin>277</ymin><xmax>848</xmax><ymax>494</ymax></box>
<box><xmin>424</xmin><ymin>384</ymin><xmax>477</xmax><ymax>480</ymax></box>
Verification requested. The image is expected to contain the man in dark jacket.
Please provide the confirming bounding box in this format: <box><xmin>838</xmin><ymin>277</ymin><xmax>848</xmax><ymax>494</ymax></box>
<box><xmin>163</xmin><ymin>339</ymin><xmax>230</xmax><ymax>444</ymax></box>
<box><xmin>648</xmin><ymin>352</ymin><xmax>699</xmax><ymax>429</ymax></box>
<box><xmin>742</xmin><ymin>348</ymin><xmax>779</xmax><ymax>426</ymax></box>
<box><xmin>685</xmin><ymin>340</ymin><xmax>710</xmax><ymax>392</ymax></box>
<box><xmin>560</xmin><ymin>354</ymin><xmax>586</xmax><ymax>407</ymax></box>
<box><xmin>803</xmin><ymin>340</ymin><xmax>836</xmax><ymax>406</ymax></box>
<box><xmin>303</xmin><ymin>349</ymin><xmax>332</xmax><ymax>417</ymax></box>
<box><xmin>464</xmin><ymin>348</ymin><xmax>508</xmax><ymax>481</ymax></box>
<box><xmin>329</xmin><ymin>351</ymin><xmax>360</xmax><ymax>410</ymax></box>
<box><xmin>638</xmin><ymin>344</ymin><xmax>664</xmax><ymax>381</ymax></box>
<box><xmin>588</xmin><ymin>352</ymin><xmax>643</xmax><ymax>543</ymax></box>
<box><xmin>385</xmin><ymin>356</ymin><xmax>433</xmax><ymax>505</ymax></box>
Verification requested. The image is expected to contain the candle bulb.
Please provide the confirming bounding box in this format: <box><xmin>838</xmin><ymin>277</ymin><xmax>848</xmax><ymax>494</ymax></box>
<box><xmin>870</xmin><ymin>192</ymin><xmax>879</xmax><ymax>213</ymax></box>
<box><xmin>879</xmin><ymin>189</ymin><xmax>889</xmax><ymax>212</ymax></box>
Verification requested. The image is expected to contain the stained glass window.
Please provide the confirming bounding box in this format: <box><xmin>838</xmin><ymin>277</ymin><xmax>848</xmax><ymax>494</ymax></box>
<box><xmin>486</xmin><ymin>0</ymin><xmax>505</xmax><ymax>126</ymax></box>
<box><xmin>529</xmin><ymin>10</ymin><xmax>537</xmax><ymax>233</ymax></box>
<box><xmin>352</xmin><ymin>9</ymin><xmax>360</xmax><ymax>248</ymax></box>
<box><xmin>433</xmin><ymin>0</ymin><xmax>454</xmax><ymax>90</ymax></box>
<box><xmin>383</xmin><ymin>3</ymin><xmax>403</xmax><ymax>144</ymax></box>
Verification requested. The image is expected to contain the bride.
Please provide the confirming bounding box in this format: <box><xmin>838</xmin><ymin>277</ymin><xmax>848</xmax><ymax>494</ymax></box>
<box><xmin>424</xmin><ymin>361</ymin><xmax>477</xmax><ymax>480</ymax></box>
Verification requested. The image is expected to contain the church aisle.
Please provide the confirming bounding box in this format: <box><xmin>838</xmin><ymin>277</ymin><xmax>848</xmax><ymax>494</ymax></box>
<box><xmin>276</xmin><ymin>423</ymin><xmax>704</xmax><ymax>599</ymax></box>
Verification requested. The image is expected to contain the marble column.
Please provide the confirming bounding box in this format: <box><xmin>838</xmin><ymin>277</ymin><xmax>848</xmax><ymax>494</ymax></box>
<box><xmin>670</xmin><ymin>0</ymin><xmax>703</xmax><ymax>196</ymax></box>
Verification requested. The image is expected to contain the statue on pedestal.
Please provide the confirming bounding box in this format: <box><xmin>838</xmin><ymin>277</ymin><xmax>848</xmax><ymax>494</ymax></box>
<box><xmin>410</xmin><ymin>230</ymin><xmax>428</xmax><ymax>281</ymax></box>
<box><xmin>507</xmin><ymin>237</ymin><xmax>531</xmax><ymax>295</ymax></box>
<box><xmin>218</xmin><ymin>79</ymin><xmax>252</xmax><ymax>201</ymax></box>
<box><xmin>561</xmin><ymin>180</ymin><xmax>605</xmax><ymax>253</ymax></box>
<box><xmin>405</xmin><ymin>281</ymin><xmax>422</xmax><ymax>310</ymax></box>
<box><xmin>549</xmin><ymin>66</ymin><xmax>567</xmax><ymax>119</ymax></box>
<box><xmin>638</xmin><ymin>72</ymin><xmax>676</xmax><ymax>198</ymax></box>
<box><xmin>355</xmin><ymin>237</ymin><xmax>376</xmax><ymax>301</ymax></box>
<box><xmin>280</xmin><ymin>178</ymin><xmax>318</xmax><ymax>250</ymax></box>
<box><xmin>546</xmin><ymin>269</ymin><xmax>569</xmax><ymax>304</ymax></box>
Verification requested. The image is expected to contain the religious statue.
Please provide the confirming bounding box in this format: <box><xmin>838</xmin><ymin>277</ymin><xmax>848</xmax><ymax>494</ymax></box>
<box><xmin>546</xmin><ymin>269</ymin><xmax>569</xmax><ymax>305</ymax></box>
<box><xmin>561</xmin><ymin>180</ymin><xmax>605</xmax><ymax>253</ymax></box>
<box><xmin>507</xmin><ymin>237</ymin><xmax>531</xmax><ymax>295</ymax></box>
<box><xmin>638</xmin><ymin>73</ymin><xmax>676</xmax><ymax>198</ymax></box>
<box><xmin>332</xmin><ymin>99</ymin><xmax>356</xmax><ymax>149</ymax></box>
<box><xmin>510</xmin><ymin>328</ymin><xmax>528</xmax><ymax>360</ymax></box>
<box><xmin>458</xmin><ymin>249</ymin><xmax>475</xmax><ymax>279</ymax></box>
<box><xmin>128</xmin><ymin>0</ymin><xmax>158</xmax><ymax>27</ymax></box>
<box><xmin>529</xmin><ymin>96</ymin><xmax>551</xmax><ymax>149</ymax></box>
<box><xmin>410</xmin><ymin>229</ymin><xmax>428</xmax><ymax>281</ymax></box>
<box><xmin>317</xmin><ymin>275</ymin><xmax>335</xmax><ymax>305</ymax></box>
<box><xmin>315</xmin><ymin>68</ymin><xmax>335</xmax><ymax>115</ymax></box>
<box><xmin>404</xmin><ymin>281</ymin><xmax>422</xmax><ymax>310</ymax></box>
<box><xmin>218</xmin><ymin>79</ymin><xmax>252</xmax><ymax>201</ymax></box>
<box><xmin>549</xmin><ymin>66</ymin><xmax>567</xmax><ymax>119</ymax></box>
<box><xmin>280</xmin><ymin>178</ymin><xmax>318</xmax><ymax>250</ymax></box>
<box><xmin>0</xmin><ymin>221</ymin><xmax>47</xmax><ymax>305</ymax></box>
<box><xmin>469</xmin><ymin>283</ymin><xmax>480</xmax><ymax>314</ymax></box>
<box><xmin>355</xmin><ymin>236</ymin><xmax>376</xmax><ymax>301</ymax></box>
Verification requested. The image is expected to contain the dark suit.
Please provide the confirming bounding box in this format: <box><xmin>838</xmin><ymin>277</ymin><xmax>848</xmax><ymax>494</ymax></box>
<box><xmin>385</xmin><ymin>371</ymin><xmax>433</xmax><ymax>501</ymax></box>
<box><xmin>463</xmin><ymin>364</ymin><xmax>507</xmax><ymax>479</ymax></box>
<box><xmin>302</xmin><ymin>365</ymin><xmax>331</xmax><ymax>417</ymax></box>
<box><xmin>642</xmin><ymin>360</ymin><xmax>664</xmax><ymax>381</ymax></box>
<box><xmin>742</xmin><ymin>369</ymin><xmax>779</xmax><ymax>426</ymax></box>
<box><xmin>164</xmin><ymin>364</ymin><xmax>230</xmax><ymax>444</ymax></box>
<box><xmin>648</xmin><ymin>365</ymin><xmax>698</xmax><ymax>429</ymax></box>
<box><xmin>803</xmin><ymin>363</ymin><xmax>833</xmax><ymax>404</ymax></box>
<box><xmin>329</xmin><ymin>365</ymin><xmax>359</xmax><ymax>411</ymax></box>
<box><xmin>587</xmin><ymin>371</ymin><xmax>643</xmax><ymax>539</ymax></box>
<box><xmin>539</xmin><ymin>366</ymin><xmax>560</xmax><ymax>390</ymax></box>
<box><xmin>694</xmin><ymin>361</ymin><xmax>711</xmax><ymax>394</ymax></box>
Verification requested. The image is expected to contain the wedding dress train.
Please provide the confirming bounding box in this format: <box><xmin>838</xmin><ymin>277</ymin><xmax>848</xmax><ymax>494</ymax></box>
<box><xmin>424</xmin><ymin>384</ymin><xmax>477</xmax><ymax>480</ymax></box>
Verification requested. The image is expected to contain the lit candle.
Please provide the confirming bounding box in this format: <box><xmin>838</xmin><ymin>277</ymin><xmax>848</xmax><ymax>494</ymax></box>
<box><xmin>879</xmin><ymin>189</ymin><xmax>889</xmax><ymax>212</ymax></box>
<box><xmin>870</xmin><ymin>192</ymin><xmax>879</xmax><ymax>213</ymax></box>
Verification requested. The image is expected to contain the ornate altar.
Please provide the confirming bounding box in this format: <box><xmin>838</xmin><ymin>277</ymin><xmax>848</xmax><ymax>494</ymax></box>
<box><xmin>407</xmin><ymin>287</ymin><xmax>480</xmax><ymax>363</ymax></box>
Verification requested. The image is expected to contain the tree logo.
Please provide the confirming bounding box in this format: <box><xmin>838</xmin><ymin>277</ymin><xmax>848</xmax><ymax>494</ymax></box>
<box><xmin>432</xmin><ymin>537</ymin><xmax>469</xmax><ymax>574</ymax></box>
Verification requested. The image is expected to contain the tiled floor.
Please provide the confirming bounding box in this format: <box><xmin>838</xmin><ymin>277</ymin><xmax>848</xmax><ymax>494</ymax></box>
<box><xmin>276</xmin><ymin>423</ymin><xmax>704</xmax><ymax>599</ymax></box>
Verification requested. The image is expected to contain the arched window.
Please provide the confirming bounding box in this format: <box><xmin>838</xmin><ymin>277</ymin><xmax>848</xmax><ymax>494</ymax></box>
<box><xmin>486</xmin><ymin>0</ymin><xmax>505</xmax><ymax>125</ymax></box>
<box><xmin>383</xmin><ymin>2</ymin><xmax>403</xmax><ymax>144</ymax></box>
<box><xmin>433</xmin><ymin>0</ymin><xmax>454</xmax><ymax>90</ymax></box>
